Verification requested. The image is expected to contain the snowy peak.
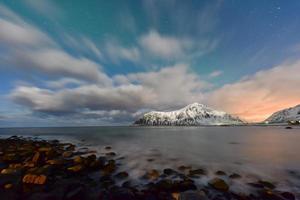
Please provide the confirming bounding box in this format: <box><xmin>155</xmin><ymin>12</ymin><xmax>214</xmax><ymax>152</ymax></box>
<box><xmin>265</xmin><ymin>104</ymin><xmax>300</xmax><ymax>123</ymax></box>
<box><xmin>134</xmin><ymin>103</ymin><xmax>244</xmax><ymax>126</ymax></box>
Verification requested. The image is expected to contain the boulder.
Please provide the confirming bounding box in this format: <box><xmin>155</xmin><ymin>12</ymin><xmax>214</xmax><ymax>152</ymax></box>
<box><xmin>209</xmin><ymin>178</ymin><xmax>229</xmax><ymax>192</ymax></box>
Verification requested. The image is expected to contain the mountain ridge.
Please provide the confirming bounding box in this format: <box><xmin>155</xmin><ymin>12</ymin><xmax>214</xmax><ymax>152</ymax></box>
<box><xmin>265</xmin><ymin>104</ymin><xmax>300</xmax><ymax>124</ymax></box>
<box><xmin>134</xmin><ymin>103</ymin><xmax>244</xmax><ymax>126</ymax></box>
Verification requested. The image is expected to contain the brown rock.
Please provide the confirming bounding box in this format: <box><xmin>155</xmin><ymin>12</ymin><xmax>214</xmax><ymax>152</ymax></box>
<box><xmin>22</xmin><ymin>174</ymin><xmax>47</xmax><ymax>185</ymax></box>
<box><xmin>63</xmin><ymin>151</ymin><xmax>73</xmax><ymax>158</ymax></box>
<box><xmin>229</xmin><ymin>173</ymin><xmax>241</xmax><ymax>179</ymax></box>
<box><xmin>209</xmin><ymin>178</ymin><xmax>229</xmax><ymax>192</ymax></box>
<box><xmin>73</xmin><ymin>156</ymin><xmax>83</xmax><ymax>163</ymax></box>
<box><xmin>68</xmin><ymin>165</ymin><xmax>84</xmax><ymax>172</ymax></box>
<box><xmin>4</xmin><ymin>183</ymin><xmax>13</xmax><ymax>189</ymax></box>
<box><xmin>145</xmin><ymin>169</ymin><xmax>160</xmax><ymax>180</ymax></box>
<box><xmin>32</xmin><ymin>152</ymin><xmax>41</xmax><ymax>163</ymax></box>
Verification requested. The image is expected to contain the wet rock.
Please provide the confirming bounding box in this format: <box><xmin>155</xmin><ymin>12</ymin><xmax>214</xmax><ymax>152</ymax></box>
<box><xmin>189</xmin><ymin>168</ymin><xmax>206</xmax><ymax>176</ymax></box>
<box><xmin>105</xmin><ymin>152</ymin><xmax>116</xmax><ymax>157</ymax></box>
<box><xmin>4</xmin><ymin>183</ymin><xmax>13</xmax><ymax>189</ymax></box>
<box><xmin>22</xmin><ymin>174</ymin><xmax>47</xmax><ymax>185</ymax></box>
<box><xmin>179</xmin><ymin>190</ymin><xmax>208</xmax><ymax>200</ymax></box>
<box><xmin>1</xmin><ymin>168</ymin><xmax>19</xmax><ymax>175</ymax></box>
<box><xmin>104</xmin><ymin>146</ymin><xmax>112</xmax><ymax>150</ymax></box>
<box><xmin>176</xmin><ymin>179</ymin><xmax>197</xmax><ymax>191</ymax></box>
<box><xmin>73</xmin><ymin>156</ymin><xmax>83</xmax><ymax>164</ymax></box>
<box><xmin>258</xmin><ymin>180</ymin><xmax>276</xmax><ymax>189</ymax></box>
<box><xmin>155</xmin><ymin>179</ymin><xmax>174</xmax><ymax>191</ymax></box>
<box><xmin>67</xmin><ymin>165</ymin><xmax>84</xmax><ymax>172</ymax></box>
<box><xmin>215</xmin><ymin>171</ymin><xmax>227</xmax><ymax>176</ymax></box>
<box><xmin>32</xmin><ymin>151</ymin><xmax>44</xmax><ymax>164</ymax></box>
<box><xmin>38</xmin><ymin>147</ymin><xmax>52</xmax><ymax>152</ymax></box>
<box><xmin>209</xmin><ymin>178</ymin><xmax>229</xmax><ymax>192</ymax></box>
<box><xmin>115</xmin><ymin>171</ymin><xmax>129</xmax><ymax>179</ymax></box>
<box><xmin>109</xmin><ymin>187</ymin><xmax>135</xmax><ymax>200</ymax></box>
<box><xmin>46</xmin><ymin>159</ymin><xmax>63</xmax><ymax>165</ymax></box>
<box><xmin>102</xmin><ymin>160</ymin><xmax>116</xmax><ymax>174</ymax></box>
<box><xmin>261</xmin><ymin>189</ymin><xmax>283</xmax><ymax>200</ymax></box>
<box><xmin>145</xmin><ymin>169</ymin><xmax>160</xmax><ymax>180</ymax></box>
<box><xmin>229</xmin><ymin>173</ymin><xmax>241</xmax><ymax>179</ymax></box>
<box><xmin>281</xmin><ymin>192</ymin><xmax>295</xmax><ymax>200</ymax></box>
<box><xmin>178</xmin><ymin>165</ymin><xmax>191</xmax><ymax>171</ymax></box>
<box><xmin>63</xmin><ymin>151</ymin><xmax>73</xmax><ymax>158</ymax></box>
<box><xmin>163</xmin><ymin>168</ymin><xmax>177</xmax><ymax>176</ymax></box>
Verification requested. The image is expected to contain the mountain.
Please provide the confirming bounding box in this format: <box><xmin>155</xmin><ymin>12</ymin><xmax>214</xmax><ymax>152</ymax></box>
<box><xmin>265</xmin><ymin>104</ymin><xmax>300</xmax><ymax>124</ymax></box>
<box><xmin>134</xmin><ymin>103</ymin><xmax>244</xmax><ymax>126</ymax></box>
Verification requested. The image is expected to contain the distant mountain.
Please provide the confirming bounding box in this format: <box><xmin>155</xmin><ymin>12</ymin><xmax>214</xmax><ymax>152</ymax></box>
<box><xmin>265</xmin><ymin>104</ymin><xmax>300</xmax><ymax>124</ymax></box>
<box><xmin>134</xmin><ymin>103</ymin><xmax>244</xmax><ymax>126</ymax></box>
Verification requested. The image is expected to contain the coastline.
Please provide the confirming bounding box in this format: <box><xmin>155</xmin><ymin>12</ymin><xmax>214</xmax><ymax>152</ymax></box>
<box><xmin>0</xmin><ymin>136</ymin><xmax>297</xmax><ymax>200</ymax></box>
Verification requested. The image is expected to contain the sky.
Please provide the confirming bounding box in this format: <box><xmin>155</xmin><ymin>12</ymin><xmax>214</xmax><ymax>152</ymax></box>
<box><xmin>0</xmin><ymin>0</ymin><xmax>300</xmax><ymax>127</ymax></box>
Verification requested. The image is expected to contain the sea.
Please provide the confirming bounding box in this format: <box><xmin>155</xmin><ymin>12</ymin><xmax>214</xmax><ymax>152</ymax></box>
<box><xmin>0</xmin><ymin>126</ymin><xmax>299</xmax><ymax>196</ymax></box>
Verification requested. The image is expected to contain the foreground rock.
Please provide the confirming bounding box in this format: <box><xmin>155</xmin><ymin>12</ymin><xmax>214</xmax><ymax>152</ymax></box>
<box><xmin>0</xmin><ymin>136</ymin><xmax>297</xmax><ymax>200</ymax></box>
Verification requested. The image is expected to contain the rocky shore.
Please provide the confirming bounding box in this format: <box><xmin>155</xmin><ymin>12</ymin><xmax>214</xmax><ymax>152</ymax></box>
<box><xmin>0</xmin><ymin>136</ymin><xmax>297</xmax><ymax>200</ymax></box>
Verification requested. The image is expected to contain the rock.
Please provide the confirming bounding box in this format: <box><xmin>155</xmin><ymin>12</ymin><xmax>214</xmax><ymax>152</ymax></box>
<box><xmin>281</xmin><ymin>192</ymin><xmax>295</xmax><ymax>200</ymax></box>
<box><xmin>178</xmin><ymin>165</ymin><xmax>192</xmax><ymax>171</ymax></box>
<box><xmin>155</xmin><ymin>179</ymin><xmax>174</xmax><ymax>191</ymax></box>
<box><xmin>105</xmin><ymin>146</ymin><xmax>112</xmax><ymax>150</ymax></box>
<box><xmin>22</xmin><ymin>174</ymin><xmax>47</xmax><ymax>185</ymax></box>
<box><xmin>189</xmin><ymin>168</ymin><xmax>206</xmax><ymax>176</ymax></box>
<box><xmin>67</xmin><ymin>165</ymin><xmax>84</xmax><ymax>172</ymax></box>
<box><xmin>177</xmin><ymin>179</ymin><xmax>197</xmax><ymax>191</ymax></box>
<box><xmin>145</xmin><ymin>169</ymin><xmax>160</xmax><ymax>180</ymax></box>
<box><xmin>63</xmin><ymin>151</ymin><xmax>73</xmax><ymax>158</ymax></box>
<box><xmin>215</xmin><ymin>171</ymin><xmax>227</xmax><ymax>176</ymax></box>
<box><xmin>38</xmin><ymin>147</ymin><xmax>52</xmax><ymax>152</ymax></box>
<box><xmin>229</xmin><ymin>173</ymin><xmax>241</xmax><ymax>179</ymax></box>
<box><xmin>258</xmin><ymin>180</ymin><xmax>276</xmax><ymax>189</ymax></box>
<box><xmin>46</xmin><ymin>159</ymin><xmax>63</xmax><ymax>165</ymax></box>
<box><xmin>73</xmin><ymin>156</ymin><xmax>83</xmax><ymax>164</ymax></box>
<box><xmin>285</xmin><ymin>126</ymin><xmax>292</xmax><ymax>129</ymax></box>
<box><xmin>105</xmin><ymin>152</ymin><xmax>116</xmax><ymax>156</ymax></box>
<box><xmin>1</xmin><ymin>168</ymin><xmax>18</xmax><ymax>175</ymax></box>
<box><xmin>109</xmin><ymin>187</ymin><xmax>135</xmax><ymax>200</ymax></box>
<box><xmin>102</xmin><ymin>160</ymin><xmax>116</xmax><ymax>174</ymax></box>
<box><xmin>32</xmin><ymin>152</ymin><xmax>42</xmax><ymax>164</ymax></box>
<box><xmin>164</xmin><ymin>168</ymin><xmax>177</xmax><ymax>176</ymax></box>
<box><xmin>209</xmin><ymin>178</ymin><xmax>229</xmax><ymax>192</ymax></box>
<box><xmin>179</xmin><ymin>190</ymin><xmax>208</xmax><ymax>200</ymax></box>
<box><xmin>115</xmin><ymin>171</ymin><xmax>129</xmax><ymax>179</ymax></box>
<box><xmin>4</xmin><ymin>183</ymin><xmax>13</xmax><ymax>189</ymax></box>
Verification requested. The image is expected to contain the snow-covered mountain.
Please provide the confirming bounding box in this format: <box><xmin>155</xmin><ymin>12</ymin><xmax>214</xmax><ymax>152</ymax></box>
<box><xmin>265</xmin><ymin>104</ymin><xmax>300</xmax><ymax>124</ymax></box>
<box><xmin>134</xmin><ymin>103</ymin><xmax>244</xmax><ymax>126</ymax></box>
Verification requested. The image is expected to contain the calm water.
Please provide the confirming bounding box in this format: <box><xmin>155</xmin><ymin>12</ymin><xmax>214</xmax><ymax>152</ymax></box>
<box><xmin>0</xmin><ymin>126</ymin><xmax>299</xmax><ymax>194</ymax></box>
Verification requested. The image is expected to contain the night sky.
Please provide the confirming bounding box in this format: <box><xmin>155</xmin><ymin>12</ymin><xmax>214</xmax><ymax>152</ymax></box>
<box><xmin>0</xmin><ymin>0</ymin><xmax>300</xmax><ymax>126</ymax></box>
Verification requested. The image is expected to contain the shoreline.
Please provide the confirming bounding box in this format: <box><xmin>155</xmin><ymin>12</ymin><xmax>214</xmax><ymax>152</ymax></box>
<box><xmin>0</xmin><ymin>136</ymin><xmax>297</xmax><ymax>200</ymax></box>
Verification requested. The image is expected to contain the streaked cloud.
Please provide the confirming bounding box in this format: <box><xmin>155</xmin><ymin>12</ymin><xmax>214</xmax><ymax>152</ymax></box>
<box><xmin>139</xmin><ymin>30</ymin><xmax>191</xmax><ymax>59</ymax></box>
<box><xmin>209</xmin><ymin>70</ymin><xmax>223</xmax><ymax>78</ymax></box>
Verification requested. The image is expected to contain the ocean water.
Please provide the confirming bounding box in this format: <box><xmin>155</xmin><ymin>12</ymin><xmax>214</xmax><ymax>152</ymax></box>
<box><xmin>0</xmin><ymin>126</ymin><xmax>299</xmax><ymax>195</ymax></box>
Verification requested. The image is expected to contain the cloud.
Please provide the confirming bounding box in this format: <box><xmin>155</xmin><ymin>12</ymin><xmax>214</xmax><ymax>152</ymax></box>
<box><xmin>11</xmin><ymin>49</ymin><xmax>111</xmax><ymax>84</ymax></box>
<box><xmin>105</xmin><ymin>42</ymin><xmax>140</xmax><ymax>64</ymax></box>
<box><xmin>24</xmin><ymin>0</ymin><xmax>63</xmax><ymax>20</ymax></box>
<box><xmin>10</xmin><ymin>64</ymin><xmax>209</xmax><ymax>121</ymax></box>
<box><xmin>0</xmin><ymin>4</ymin><xmax>110</xmax><ymax>84</ymax></box>
<box><xmin>139</xmin><ymin>30</ymin><xmax>191</xmax><ymax>59</ymax></box>
<box><xmin>209</xmin><ymin>70</ymin><xmax>223</xmax><ymax>78</ymax></box>
<box><xmin>45</xmin><ymin>78</ymin><xmax>85</xmax><ymax>89</ymax></box>
<box><xmin>207</xmin><ymin>60</ymin><xmax>300</xmax><ymax>122</ymax></box>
